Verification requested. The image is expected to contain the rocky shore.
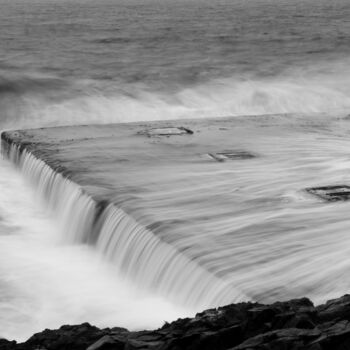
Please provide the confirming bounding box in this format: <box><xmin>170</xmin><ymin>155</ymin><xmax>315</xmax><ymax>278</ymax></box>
<box><xmin>3</xmin><ymin>294</ymin><xmax>350</xmax><ymax>350</ymax></box>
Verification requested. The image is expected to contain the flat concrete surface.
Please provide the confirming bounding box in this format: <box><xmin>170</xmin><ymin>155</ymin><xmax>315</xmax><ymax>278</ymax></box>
<box><xmin>4</xmin><ymin>113</ymin><xmax>350</xmax><ymax>303</ymax></box>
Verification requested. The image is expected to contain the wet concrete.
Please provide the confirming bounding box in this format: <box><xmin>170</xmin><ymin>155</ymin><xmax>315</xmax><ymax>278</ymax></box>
<box><xmin>4</xmin><ymin>113</ymin><xmax>350</xmax><ymax>304</ymax></box>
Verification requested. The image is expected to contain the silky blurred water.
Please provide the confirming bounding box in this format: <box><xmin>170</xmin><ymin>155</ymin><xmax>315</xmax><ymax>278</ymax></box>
<box><xmin>1</xmin><ymin>0</ymin><xmax>350</xmax><ymax>342</ymax></box>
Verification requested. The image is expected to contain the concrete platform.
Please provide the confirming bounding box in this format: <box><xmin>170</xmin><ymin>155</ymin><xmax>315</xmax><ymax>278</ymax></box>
<box><xmin>4</xmin><ymin>113</ymin><xmax>350</xmax><ymax>308</ymax></box>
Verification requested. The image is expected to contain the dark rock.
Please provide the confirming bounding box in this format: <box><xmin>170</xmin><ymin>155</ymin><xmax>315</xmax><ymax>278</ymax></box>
<box><xmin>316</xmin><ymin>294</ymin><xmax>350</xmax><ymax>322</ymax></box>
<box><xmin>87</xmin><ymin>335</ymin><xmax>126</xmax><ymax>350</ymax></box>
<box><xmin>231</xmin><ymin>328</ymin><xmax>321</xmax><ymax>350</ymax></box>
<box><xmin>0</xmin><ymin>340</ymin><xmax>17</xmax><ymax>350</ymax></box>
<box><xmin>18</xmin><ymin>323</ymin><xmax>108</xmax><ymax>350</ymax></box>
<box><xmin>5</xmin><ymin>295</ymin><xmax>350</xmax><ymax>350</ymax></box>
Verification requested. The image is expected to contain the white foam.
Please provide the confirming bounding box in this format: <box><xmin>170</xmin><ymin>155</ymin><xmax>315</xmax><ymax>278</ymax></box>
<box><xmin>3</xmin><ymin>59</ymin><xmax>350</xmax><ymax>130</ymax></box>
<box><xmin>0</xmin><ymin>154</ymin><xmax>193</xmax><ymax>342</ymax></box>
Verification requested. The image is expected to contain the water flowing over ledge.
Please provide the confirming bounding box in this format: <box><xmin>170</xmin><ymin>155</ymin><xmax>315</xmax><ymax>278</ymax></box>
<box><xmin>1</xmin><ymin>131</ymin><xmax>247</xmax><ymax>311</ymax></box>
<box><xmin>3</xmin><ymin>114</ymin><xmax>350</xmax><ymax>319</ymax></box>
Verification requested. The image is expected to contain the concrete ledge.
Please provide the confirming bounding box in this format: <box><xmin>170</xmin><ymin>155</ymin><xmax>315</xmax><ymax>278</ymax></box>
<box><xmin>3</xmin><ymin>113</ymin><xmax>350</xmax><ymax>309</ymax></box>
<box><xmin>2</xmin><ymin>117</ymin><xmax>266</xmax><ymax>309</ymax></box>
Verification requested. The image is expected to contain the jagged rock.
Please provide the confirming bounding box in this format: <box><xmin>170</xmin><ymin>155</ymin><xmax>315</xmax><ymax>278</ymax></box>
<box><xmin>4</xmin><ymin>295</ymin><xmax>350</xmax><ymax>350</ymax></box>
<box><xmin>316</xmin><ymin>294</ymin><xmax>350</xmax><ymax>322</ymax></box>
<box><xmin>231</xmin><ymin>328</ymin><xmax>322</xmax><ymax>350</ymax></box>
<box><xmin>16</xmin><ymin>323</ymin><xmax>109</xmax><ymax>350</ymax></box>
<box><xmin>0</xmin><ymin>340</ymin><xmax>16</xmax><ymax>350</ymax></box>
<box><xmin>87</xmin><ymin>335</ymin><xmax>126</xmax><ymax>350</ymax></box>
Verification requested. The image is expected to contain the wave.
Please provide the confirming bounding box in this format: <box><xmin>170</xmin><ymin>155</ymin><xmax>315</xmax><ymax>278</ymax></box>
<box><xmin>1</xmin><ymin>59</ymin><xmax>350</xmax><ymax>130</ymax></box>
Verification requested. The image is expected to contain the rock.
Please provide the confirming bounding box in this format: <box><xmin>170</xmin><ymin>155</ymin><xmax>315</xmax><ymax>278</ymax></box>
<box><xmin>17</xmin><ymin>323</ymin><xmax>109</xmax><ymax>350</ymax></box>
<box><xmin>87</xmin><ymin>335</ymin><xmax>126</xmax><ymax>350</ymax></box>
<box><xmin>314</xmin><ymin>320</ymin><xmax>350</xmax><ymax>349</ymax></box>
<box><xmin>5</xmin><ymin>295</ymin><xmax>350</xmax><ymax>350</ymax></box>
<box><xmin>0</xmin><ymin>340</ymin><xmax>17</xmax><ymax>350</ymax></box>
<box><xmin>231</xmin><ymin>328</ymin><xmax>322</xmax><ymax>350</ymax></box>
<box><xmin>316</xmin><ymin>294</ymin><xmax>350</xmax><ymax>322</ymax></box>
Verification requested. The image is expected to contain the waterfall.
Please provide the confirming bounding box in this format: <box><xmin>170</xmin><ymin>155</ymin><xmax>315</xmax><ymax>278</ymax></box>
<box><xmin>1</xmin><ymin>137</ymin><xmax>248</xmax><ymax>310</ymax></box>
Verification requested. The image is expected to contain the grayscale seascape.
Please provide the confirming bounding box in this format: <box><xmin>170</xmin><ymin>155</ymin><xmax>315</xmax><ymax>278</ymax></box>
<box><xmin>1</xmin><ymin>0</ymin><xmax>350</xmax><ymax>343</ymax></box>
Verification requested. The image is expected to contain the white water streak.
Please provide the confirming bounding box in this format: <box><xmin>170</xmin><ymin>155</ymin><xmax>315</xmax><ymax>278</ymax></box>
<box><xmin>4</xmin><ymin>142</ymin><xmax>248</xmax><ymax>310</ymax></box>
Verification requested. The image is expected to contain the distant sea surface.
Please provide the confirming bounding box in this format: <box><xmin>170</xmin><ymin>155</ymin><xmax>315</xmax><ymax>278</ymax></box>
<box><xmin>1</xmin><ymin>0</ymin><xmax>350</xmax><ymax>127</ymax></box>
<box><xmin>1</xmin><ymin>0</ymin><xmax>350</xmax><ymax>342</ymax></box>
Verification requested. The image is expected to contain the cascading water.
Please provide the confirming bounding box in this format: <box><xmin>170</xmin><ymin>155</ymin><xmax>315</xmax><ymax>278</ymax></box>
<box><xmin>0</xmin><ymin>141</ymin><xmax>197</xmax><ymax>342</ymax></box>
<box><xmin>8</xmin><ymin>144</ymin><xmax>97</xmax><ymax>243</ymax></box>
<box><xmin>2</xmin><ymin>139</ymin><xmax>248</xmax><ymax>312</ymax></box>
<box><xmin>96</xmin><ymin>204</ymin><xmax>247</xmax><ymax>308</ymax></box>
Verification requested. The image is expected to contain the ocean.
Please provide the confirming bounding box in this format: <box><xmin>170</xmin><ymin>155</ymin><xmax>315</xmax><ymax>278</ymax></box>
<box><xmin>1</xmin><ymin>0</ymin><xmax>350</xmax><ymax>341</ymax></box>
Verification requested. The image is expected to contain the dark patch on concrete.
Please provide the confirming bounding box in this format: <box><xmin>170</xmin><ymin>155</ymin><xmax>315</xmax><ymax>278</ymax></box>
<box><xmin>208</xmin><ymin>150</ymin><xmax>256</xmax><ymax>162</ymax></box>
<box><xmin>306</xmin><ymin>185</ymin><xmax>350</xmax><ymax>202</ymax></box>
<box><xmin>138</xmin><ymin>126</ymin><xmax>194</xmax><ymax>136</ymax></box>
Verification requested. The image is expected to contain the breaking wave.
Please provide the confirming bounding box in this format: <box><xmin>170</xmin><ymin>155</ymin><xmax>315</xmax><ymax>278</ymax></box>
<box><xmin>1</xmin><ymin>59</ymin><xmax>350</xmax><ymax>130</ymax></box>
